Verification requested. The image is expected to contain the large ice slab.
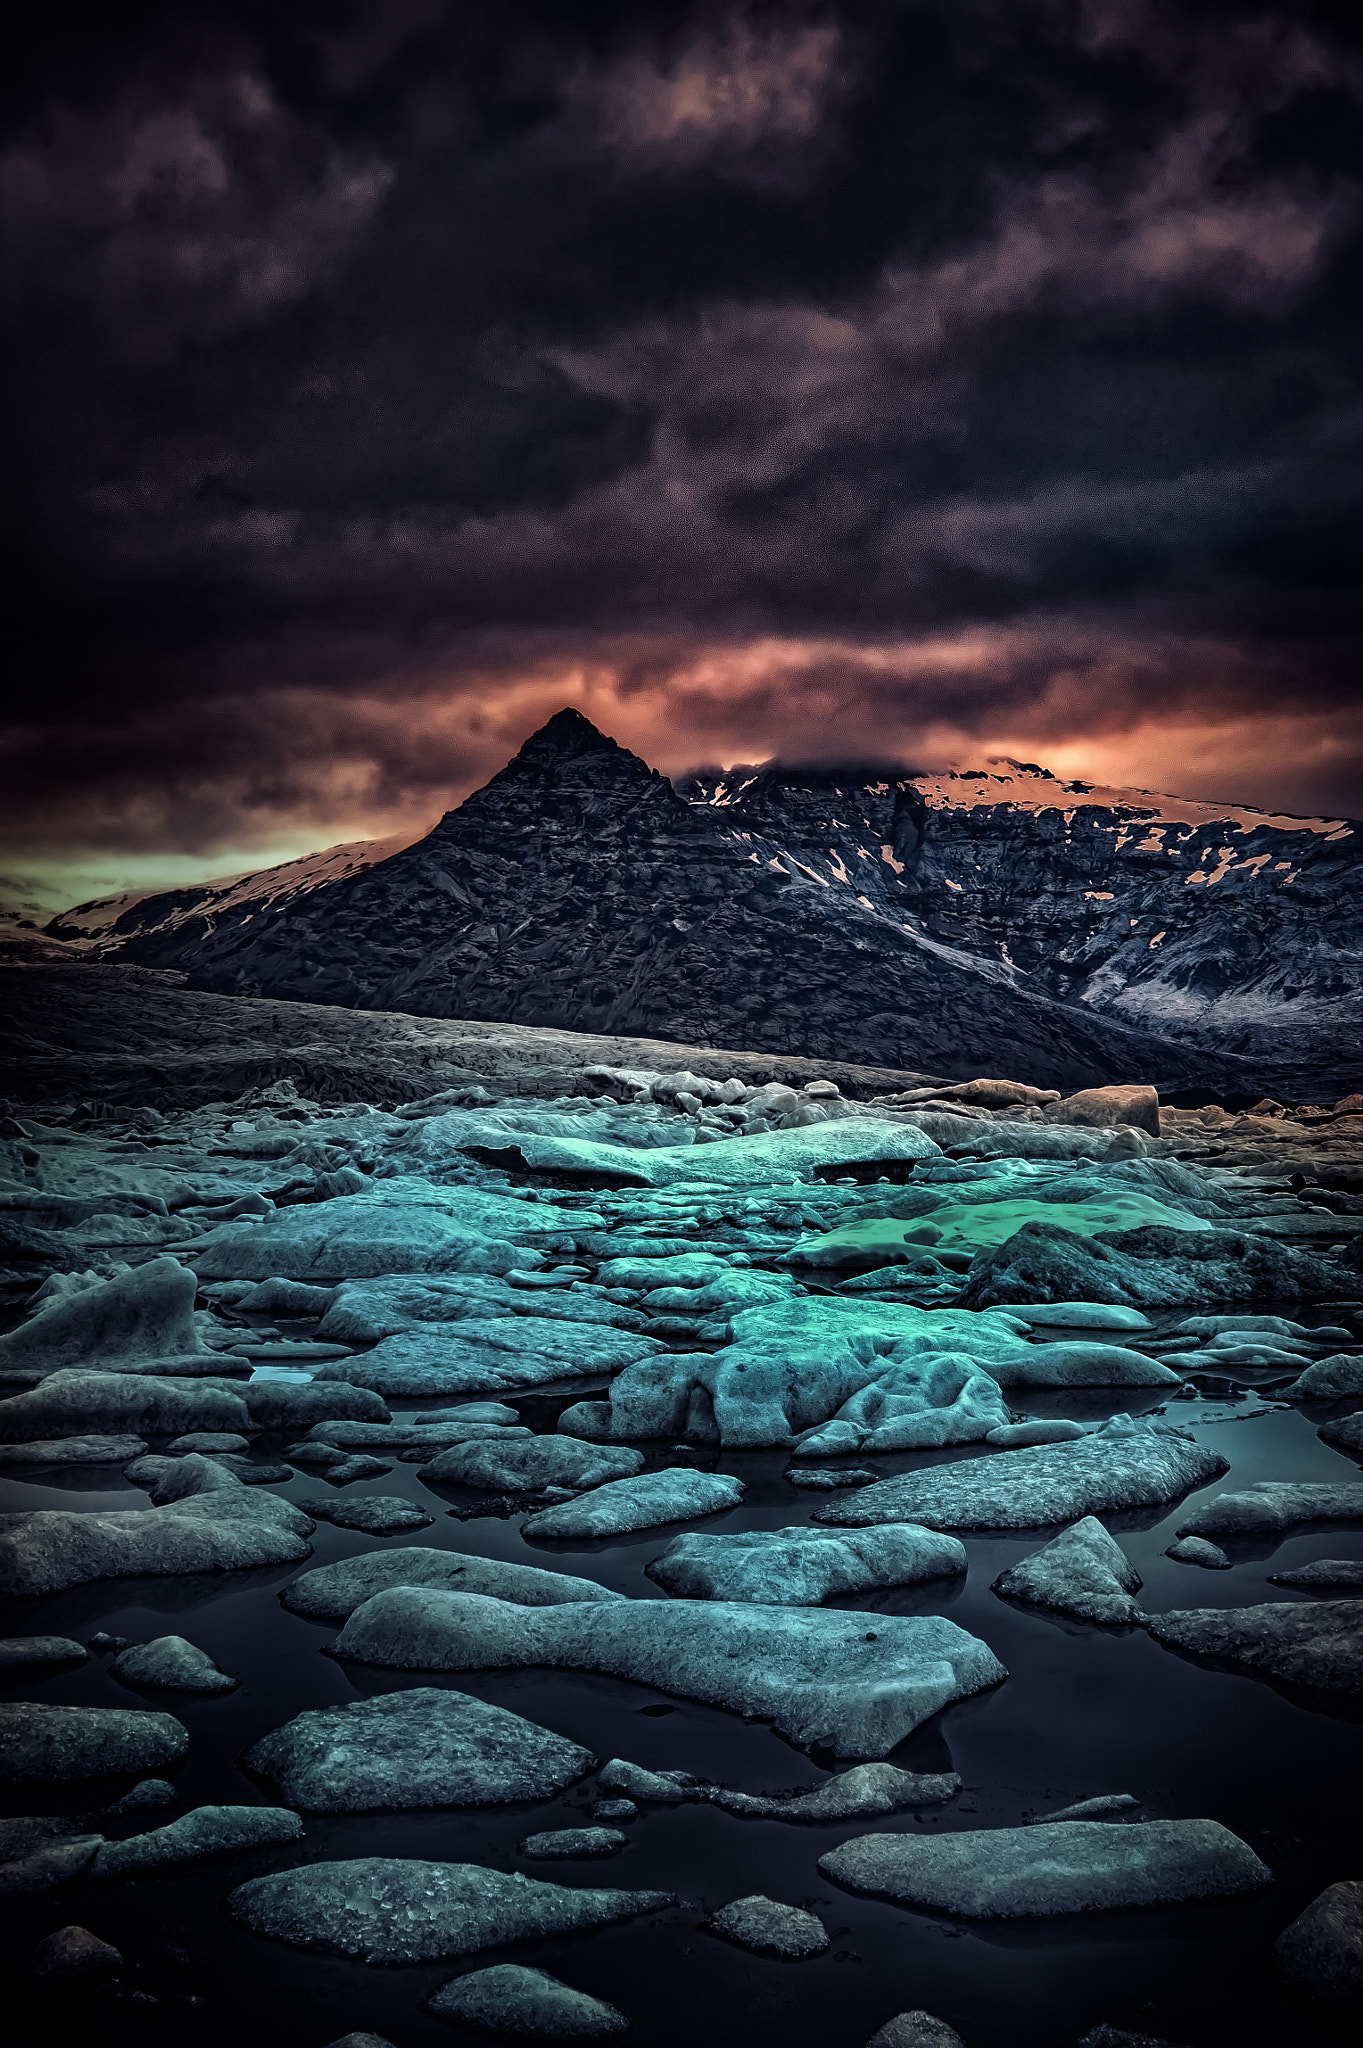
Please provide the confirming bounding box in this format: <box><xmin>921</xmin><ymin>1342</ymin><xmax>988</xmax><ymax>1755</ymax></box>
<box><xmin>815</xmin><ymin>1417</ymin><xmax>1227</xmax><ymax>1532</ymax></box>
<box><xmin>0</xmin><ymin>1371</ymin><xmax>249</xmax><ymax>1443</ymax></box>
<box><xmin>311</xmin><ymin>1319</ymin><xmax>664</xmax><ymax>1399</ymax></box>
<box><xmin>565</xmin><ymin>1300</ymin><xmax>1030</xmax><ymax>1451</ymax></box>
<box><xmin>281</xmin><ymin>1547</ymin><xmax>625</xmax><ymax>1620</ymax></box>
<box><xmin>521</xmin><ymin>1469</ymin><xmax>744</xmax><ymax>1540</ymax></box>
<box><xmin>333</xmin><ymin>1590</ymin><xmax>1006</xmax><ymax>1757</ymax></box>
<box><xmin>486</xmin><ymin>1119</ymin><xmax>940</xmax><ymax>1188</ymax></box>
<box><xmin>228</xmin><ymin>1857</ymin><xmax>674</xmax><ymax>1964</ymax></box>
<box><xmin>819</xmin><ymin>1819</ymin><xmax>1271</xmax><ymax>1916</ymax></box>
<box><xmin>421</xmin><ymin>1435</ymin><xmax>644</xmax><ymax>1491</ymax></box>
<box><xmin>318</xmin><ymin>1273</ymin><xmax>642</xmax><ymax>1342</ymax></box>
<box><xmin>566</xmin><ymin>1298</ymin><xmax>1178</xmax><ymax>1452</ymax></box>
<box><xmin>647</xmin><ymin>1524</ymin><xmax>966</xmax><ymax>1606</ymax></box>
<box><xmin>0</xmin><ymin>1702</ymin><xmax>187</xmax><ymax>1781</ymax></box>
<box><xmin>245</xmin><ymin>1689</ymin><xmax>594</xmax><ymax>1810</ymax></box>
<box><xmin>0</xmin><ymin>1258</ymin><xmax>206</xmax><ymax>1380</ymax></box>
<box><xmin>1175</xmin><ymin>1482</ymin><xmax>1363</xmax><ymax>1539</ymax></box>
<box><xmin>190</xmin><ymin>1182</ymin><xmax>533</xmax><ymax>1280</ymax></box>
<box><xmin>0</xmin><ymin>1454</ymin><xmax>313</xmax><ymax>1597</ymax></box>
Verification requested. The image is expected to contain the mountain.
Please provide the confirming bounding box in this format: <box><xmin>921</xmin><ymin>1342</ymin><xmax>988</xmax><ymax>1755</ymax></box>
<box><xmin>47</xmin><ymin>710</ymin><xmax>1362</xmax><ymax>1096</ymax></box>
<box><xmin>678</xmin><ymin>759</ymin><xmax>1363</xmax><ymax>1075</ymax></box>
<box><xmin>46</xmin><ymin>832</ymin><xmax>419</xmax><ymax>948</ymax></box>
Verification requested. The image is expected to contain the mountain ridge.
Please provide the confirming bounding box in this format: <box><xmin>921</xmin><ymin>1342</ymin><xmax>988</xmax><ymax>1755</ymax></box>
<box><xmin>42</xmin><ymin>709</ymin><xmax>1361</xmax><ymax>1095</ymax></box>
<box><xmin>678</xmin><ymin>754</ymin><xmax>1359</xmax><ymax>1068</ymax></box>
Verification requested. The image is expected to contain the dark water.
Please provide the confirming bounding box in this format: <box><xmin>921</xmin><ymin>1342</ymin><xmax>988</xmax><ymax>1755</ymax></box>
<box><xmin>4</xmin><ymin>1330</ymin><xmax>1362</xmax><ymax>2048</ymax></box>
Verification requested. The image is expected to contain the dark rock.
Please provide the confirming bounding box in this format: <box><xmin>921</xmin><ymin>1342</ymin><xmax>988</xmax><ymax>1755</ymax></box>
<box><xmin>0</xmin><ymin>1636</ymin><xmax>88</xmax><ymax>1672</ymax></box>
<box><xmin>296</xmin><ymin>1495</ymin><xmax>433</xmax><ymax>1535</ymax></box>
<box><xmin>31</xmin><ymin>1925</ymin><xmax>124</xmax><ymax>1981</ymax></box>
<box><xmin>90</xmin><ymin>1805</ymin><xmax>302</xmax><ymax>1878</ymax></box>
<box><xmin>706</xmin><ymin>1894</ymin><xmax>828</xmax><ymax>1959</ymax></box>
<box><xmin>108</xmin><ymin>1636</ymin><xmax>236</xmax><ymax>1694</ymax></box>
<box><xmin>1274</xmin><ymin>1879</ymin><xmax>1363</xmax><ymax>2012</ymax></box>
<box><xmin>102</xmin><ymin>1778</ymin><xmax>177</xmax><ymax>1814</ymax></box>
<box><xmin>517</xmin><ymin>1828</ymin><xmax>626</xmax><ymax>1859</ymax></box>
<box><xmin>1164</xmin><ymin>1537</ymin><xmax>1231</xmax><ymax>1570</ymax></box>
<box><xmin>427</xmin><ymin>1964</ymin><xmax>628</xmax><ymax>2038</ymax></box>
<box><xmin>590</xmin><ymin>1799</ymin><xmax>637</xmax><ymax>1823</ymax></box>
<box><xmin>866</xmin><ymin>2017</ymin><xmax>966</xmax><ymax>2048</ymax></box>
<box><xmin>0</xmin><ymin>1830</ymin><xmax>105</xmax><ymax>1896</ymax></box>
<box><xmin>1046</xmin><ymin>1084</ymin><xmax>1160</xmax><ymax>1136</ymax></box>
<box><xmin>1077</xmin><ymin>2031</ymin><xmax>1189</xmax><ymax>2048</ymax></box>
<box><xmin>1145</xmin><ymin>1600</ymin><xmax>1363</xmax><ymax>1694</ymax></box>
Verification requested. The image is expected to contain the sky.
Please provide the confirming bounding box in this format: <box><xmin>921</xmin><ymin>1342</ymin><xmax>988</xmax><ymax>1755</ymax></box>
<box><xmin>3</xmin><ymin>0</ymin><xmax>1362</xmax><ymax>912</ymax></box>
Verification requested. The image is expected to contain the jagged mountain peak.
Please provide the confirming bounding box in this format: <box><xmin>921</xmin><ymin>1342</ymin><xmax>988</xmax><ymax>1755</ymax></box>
<box><xmin>473</xmin><ymin>706</ymin><xmax>660</xmax><ymax>791</ymax></box>
<box><xmin>514</xmin><ymin>706</ymin><xmax>624</xmax><ymax>764</ymax></box>
<box><xmin>429</xmin><ymin>705</ymin><xmax>688</xmax><ymax>843</ymax></box>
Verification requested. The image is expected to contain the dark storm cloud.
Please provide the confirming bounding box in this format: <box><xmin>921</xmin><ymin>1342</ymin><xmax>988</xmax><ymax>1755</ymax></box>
<box><xmin>3</xmin><ymin>0</ymin><xmax>1363</xmax><ymax>875</ymax></box>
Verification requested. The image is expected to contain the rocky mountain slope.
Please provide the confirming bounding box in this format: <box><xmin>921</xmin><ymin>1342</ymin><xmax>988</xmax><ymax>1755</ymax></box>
<box><xmin>45</xmin><ymin>711</ymin><xmax>1361</xmax><ymax>1096</ymax></box>
<box><xmin>681</xmin><ymin>760</ymin><xmax>1361</xmax><ymax>1071</ymax></box>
